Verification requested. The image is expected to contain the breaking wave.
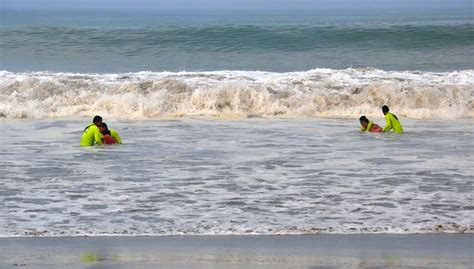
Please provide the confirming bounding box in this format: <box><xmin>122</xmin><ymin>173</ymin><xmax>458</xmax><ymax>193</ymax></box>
<box><xmin>1</xmin><ymin>68</ymin><xmax>473</xmax><ymax>119</ymax></box>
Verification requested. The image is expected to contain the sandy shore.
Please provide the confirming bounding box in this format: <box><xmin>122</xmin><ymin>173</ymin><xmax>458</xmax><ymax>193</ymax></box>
<box><xmin>0</xmin><ymin>234</ymin><xmax>472</xmax><ymax>269</ymax></box>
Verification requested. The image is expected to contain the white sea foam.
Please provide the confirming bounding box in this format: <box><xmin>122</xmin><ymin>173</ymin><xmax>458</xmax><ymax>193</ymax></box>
<box><xmin>0</xmin><ymin>118</ymin><xmax>473</xmax><ymax>237</ymax></box>
<box><xmin>1</xmin><ymin>68</ymin><xmax>473</xmax><ymax>119</ymax></box>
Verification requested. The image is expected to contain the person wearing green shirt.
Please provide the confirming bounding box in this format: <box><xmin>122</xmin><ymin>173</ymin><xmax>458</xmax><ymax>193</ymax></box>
<box><xmin>100</xmin><ymin>123</ymin><xmax>122</xmax><ymax>144</ymax></box>
<box><xmin>382</xmin><ymin>105</ymin><xmax>404</xmax><ymax>134</ymax></box>
<box><xmin>80</xmin><ymin>115</ymin><xmax>104</xmax><ymax>147</ymax></box>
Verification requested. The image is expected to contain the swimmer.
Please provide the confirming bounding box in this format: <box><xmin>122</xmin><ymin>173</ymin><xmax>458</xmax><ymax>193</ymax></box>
<box><xmin>359</xmin><ymin>116</ymin><xmax>383</xmax><ymax>132</ymax></box>
<box><xmin>100</xmin><ymin>123</ymin><xmax>122</xmax><ymax>144</ymax></box>
<box><xmin>101</xmin><ymin>129</ymin><xmax>117</xmax><ymax>144</ymax></box>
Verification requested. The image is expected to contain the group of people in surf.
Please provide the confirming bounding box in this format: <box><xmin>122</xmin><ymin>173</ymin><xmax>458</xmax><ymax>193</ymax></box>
<box><xmin>80</xmin><ymin>105</ymin><xmax>402</xmax><ymax>146</ymax></box>
<box><xmin>80</xmin><ymin>115</ymin><xmax>122</xmax><ymax>147</ymax></box>
<box><xmin>359</xmin><ymin>105</ymin><xmax>404</xmax><ymax>134</ymax></box>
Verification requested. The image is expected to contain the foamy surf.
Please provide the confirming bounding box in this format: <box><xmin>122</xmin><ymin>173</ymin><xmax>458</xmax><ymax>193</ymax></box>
<box><xmin>0</xmin><ymin>118</ymin><xmax>473</xmax><ymax>237</ymax></box>
<box><xmin>0</xmin><ymin>68</ymin><xmax>473</xmax><ymax>119</ymax></box>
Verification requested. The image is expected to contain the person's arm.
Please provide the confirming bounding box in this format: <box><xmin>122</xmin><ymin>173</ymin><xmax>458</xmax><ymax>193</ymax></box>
<box><xmin>366</xmin><ymin>121</ymin><xmax>373</xmax><ymax>132</ymax></box>
<box><xmin>111</xmin><ymin>130</ymin><xmax>122</xmax><ymax>144</ymax></box>
<box><xmin>94</xmin><ymin>129</ymin><xmax>103</xmax><ymax>145</ymax></box>
<box><xmin>383</xmin><ymin>114</ymin><xmax>393</xmax><ymax>132</ymax></box>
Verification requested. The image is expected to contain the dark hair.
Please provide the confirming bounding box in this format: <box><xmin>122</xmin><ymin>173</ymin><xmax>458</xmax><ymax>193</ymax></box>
<box><xmin>359</xmin><ymin>116</ymin><xmax>369</xmax><ymax>123</ymax></box>
<box><xmin>93</xmin><ymin>115</ymin><xmax>102</xmax><ymax>124</ymax></box>
<box><xmin>382</xmin><ymin>105</ymin><xmax>390</xmax><ymax>114</ymax></box>
<box><xmin>99</xmin><ymin>123</ymin><xmax>110</xmax><ymax>136</ymax></box>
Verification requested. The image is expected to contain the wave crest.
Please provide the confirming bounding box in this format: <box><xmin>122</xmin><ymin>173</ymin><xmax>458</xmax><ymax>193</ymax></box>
<box><xmin>0</xmin><ymin>68</ymin><xmax>472</xmax><ymax>119</ymax></box>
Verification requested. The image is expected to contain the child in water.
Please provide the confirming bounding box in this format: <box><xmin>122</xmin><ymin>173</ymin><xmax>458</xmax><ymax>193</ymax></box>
<box><xmin>102</xmin><ymin>129</ymin><xmax>117</xmax><ymax>144</ymax></box>
<box><xmin>359</xmin><ymin>116</ymin><xmax>383</xmax><ymax>133</ymax></box>
<box><xmin>100</xmin><ymin>123</ymin><xmax>121</xmax><ymax>144</ymax></box>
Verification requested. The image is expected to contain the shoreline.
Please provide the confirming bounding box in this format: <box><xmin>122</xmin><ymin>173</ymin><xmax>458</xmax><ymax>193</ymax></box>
<box><xmin>1</xmin><ymin>230</ymin><xmax>473</xmax><ymax>238</ymax></box>
<box><xmin>1</xmin><ymin>234</ymin><xmax>472</xmax><ymax>269</ymax></box>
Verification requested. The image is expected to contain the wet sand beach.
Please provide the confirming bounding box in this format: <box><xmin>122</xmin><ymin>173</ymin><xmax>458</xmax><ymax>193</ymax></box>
<box><xmin>0</xmin><ymin>234</ymin><xmax>472</xmax><ymax>269</ymax></box>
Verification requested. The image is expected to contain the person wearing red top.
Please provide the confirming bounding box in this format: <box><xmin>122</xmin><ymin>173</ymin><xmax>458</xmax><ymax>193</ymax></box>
<box><xmin>359</xmin><ymin>116</ymin><xmax>383</xmax><ymax>133</ymax></box>
<box><xmin>102</xmin><ymin>129</ymin><xmax>117</xmax><ymax>144</ymax></box>
<box><xmin>99</xmin><ymin>123</ymin><xmax>121</xmax><ymax>144</ymax></box>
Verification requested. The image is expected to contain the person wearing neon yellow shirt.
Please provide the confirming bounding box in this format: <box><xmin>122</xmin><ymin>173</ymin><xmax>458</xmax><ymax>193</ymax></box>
<box><xmin>382</xmin><ymin>105</ymin><xmax>404</xmax><ymax>134</ymax></box>
<box><xmin>80</xmin><ymin>115</ymin><xmax>104</xmax><ymax>147</ymax></box>
<box><xmin>99</xmin><ymin>123</ymin><xmax>122</xmax><ymax>144</ymax></box>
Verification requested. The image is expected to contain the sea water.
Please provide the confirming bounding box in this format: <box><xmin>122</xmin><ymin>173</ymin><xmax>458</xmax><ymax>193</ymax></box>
<box><xmin>1</xmin><ymin>9</ymin><xmax>473</xmax><ymax>72</ymax></box>
<box><xmin>0</xmin><ymin>118</ymin><xmax>473</xmax><ymax>236</ymax></box>
<box><xmin>0</xmin><ymin>8</ymin><xmax>473</xmax><ymax>236</ymax></box>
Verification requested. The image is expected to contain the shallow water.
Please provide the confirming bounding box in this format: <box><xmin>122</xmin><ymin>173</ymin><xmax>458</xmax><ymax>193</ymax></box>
<box><xmin>0</xmin><ymin>118</ymin><xmax>473</xmax><ymax>236</ymax></box>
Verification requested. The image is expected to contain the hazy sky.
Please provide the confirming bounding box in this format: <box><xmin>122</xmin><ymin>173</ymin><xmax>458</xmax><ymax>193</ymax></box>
<box><xmin>1</xmin><ymin>0</ymin><xmax>471</xmax><ymax>10</ymax></box>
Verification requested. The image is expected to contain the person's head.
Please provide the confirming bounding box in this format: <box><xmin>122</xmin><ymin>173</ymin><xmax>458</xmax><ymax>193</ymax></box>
<box><xmin>359</xmin><ymin>115</ymin><xmax>369</xmax><ymax>128</ymax></box>
<box><xmin>99</xmin><ymin>122</ymin><xmax>109</xmax><ymax>134</ymax></box>
<box><xmin>103</xmin><ymin>129</ymin><xmax>111</xmax><ymax>136</ymax></box>
<box><xmin>382</xmin><ymin>105</ymin><xmax>390</xmax><ymax>115</ymax></box>
<box><xmin>93</xmin><ymin>115</ymin><xmax>103</xmax><ymax>127</ymax></box>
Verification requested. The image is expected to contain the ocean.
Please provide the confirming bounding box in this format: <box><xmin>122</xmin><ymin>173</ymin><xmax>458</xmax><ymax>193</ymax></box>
<box><xmin>1</xmin><ymin>9</ymin><xmax>473</xmax><ymax>72</ymax></box>
<box><xmin>0</xmin><ymin>9</ymin><xmax>473</xmax><ymax>237</ymax></box>
<box><xmin>1</xmin><ymin>118</ymin><xmax>473</xmax><ymax>236</ymax></box>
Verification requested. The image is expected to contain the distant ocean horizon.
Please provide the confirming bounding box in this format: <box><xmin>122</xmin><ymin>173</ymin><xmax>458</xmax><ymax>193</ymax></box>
<box><xmin>1</xmin><ymin>9</ymin><xmax>473</xmax><ymax>73</ymax></box>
